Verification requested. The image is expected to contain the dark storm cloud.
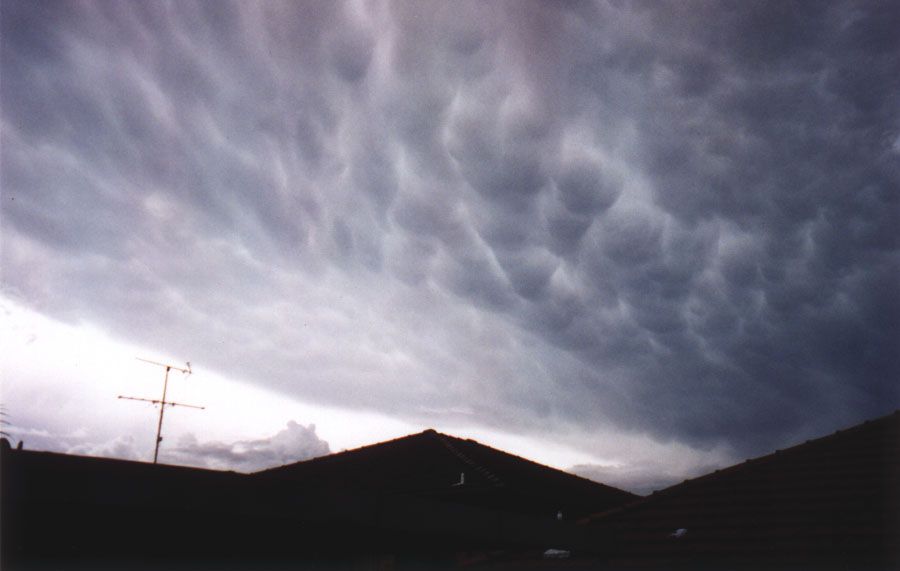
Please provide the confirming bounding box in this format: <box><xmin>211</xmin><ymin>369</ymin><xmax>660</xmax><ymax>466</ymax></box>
<box><xmin>2</xmin><ymin>0</ymin><xmax>898</xmax><ymax>462</ymax></box>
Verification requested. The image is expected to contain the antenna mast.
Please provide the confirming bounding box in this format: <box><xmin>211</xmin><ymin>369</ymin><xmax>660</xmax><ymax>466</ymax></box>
<box><xmin>0</xmin><ymin>406</ymin><xmax>10</xmax><ymax>440</ymax></box>
<box><xmin>120</xmin><ymin>357</ymin><xmax>204</xmax><ymax>464</ymax></box>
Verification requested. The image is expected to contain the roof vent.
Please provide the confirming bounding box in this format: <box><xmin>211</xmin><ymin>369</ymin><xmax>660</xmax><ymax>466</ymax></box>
<box><xmin>452</xmin><ymin>472</ymin><xmax>465</xmax><ymax>487</ymax></box>
<box><xmin>670</xmin><ymin>528</ymin><xmax>688</xmax><ymax>538</ymax></box>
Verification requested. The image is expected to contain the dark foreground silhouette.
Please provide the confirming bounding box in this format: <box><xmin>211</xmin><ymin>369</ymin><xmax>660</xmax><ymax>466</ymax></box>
<box><xmin>2</xmin><ymin>415</ymin><xmax>898</xmax><ymax>570</ymax></box>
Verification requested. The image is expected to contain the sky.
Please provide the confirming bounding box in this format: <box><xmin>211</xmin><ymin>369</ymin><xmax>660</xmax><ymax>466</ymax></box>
<box><xmin>1</xmin><ymin>0</ymin><xmax>898</xmax><ymax>495</ymax></box>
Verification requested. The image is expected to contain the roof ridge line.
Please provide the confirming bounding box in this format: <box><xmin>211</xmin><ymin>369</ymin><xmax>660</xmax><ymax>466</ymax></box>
<box><xmin>431</xmin><ymin>432</ymin><xmax>504</xmax><ymax>487</ymax></box>
<box><xmin>578</xmin><ymin>409</ymin><xmax>900</xmax><ymax>525</ymax></box>
<box><xmin>254</xmin><ymin>430</ymin><xmax>437</xmax><ymax>475</ymax></box>
<box><xmin>2</xmin><ymin>447</ymin><xmax>244</xmax><ymax>476</ymax></box>
<box><xmin>439</xmin><ymin>434</ymin><xmax>637</xmax><ymax>495</ymax></box>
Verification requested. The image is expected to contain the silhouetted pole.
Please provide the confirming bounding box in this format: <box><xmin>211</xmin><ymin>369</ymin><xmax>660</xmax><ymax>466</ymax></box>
<box><xmin>120</xmin><ymin>358</ymin><xmax>203</xmax><ymax>464</ymax></box>
<box><xmin>152</xmin><ymin>364</ymin><xmax>172</xmax><ymax>464</ymax></box>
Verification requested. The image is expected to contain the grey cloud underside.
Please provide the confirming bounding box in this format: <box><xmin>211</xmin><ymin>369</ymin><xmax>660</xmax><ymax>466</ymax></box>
<box><xmin>2</xmin><ymin>0</ymin><xmax>898</xmax><ymax>458</ymax></box>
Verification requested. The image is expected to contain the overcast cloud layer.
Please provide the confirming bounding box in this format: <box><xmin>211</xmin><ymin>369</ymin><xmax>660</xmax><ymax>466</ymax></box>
<box><xmin>2</xmin><ymin>0</ymin><xmax>899</xmax><ymax>467</ymax></box>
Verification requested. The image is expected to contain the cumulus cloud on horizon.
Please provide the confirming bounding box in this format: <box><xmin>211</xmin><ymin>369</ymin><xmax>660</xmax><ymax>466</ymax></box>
<box><xmin>168</xmin><ymin>421</ymin><xmax>330</xmax><ymax>472</ymax></box>
<box><xmin>2</xmin><ymin>0</ymin><xmax>898</xmax><ymax>470</ymax></box>
<box><xmin>69</xmin><ymin>435</ymin><xmax>143</xmax><ymax>462</ymax></box>
<box><xmin>35</xmin><ymin>421</ymin><xmax>329</xmax><ymax>473</ymax></box>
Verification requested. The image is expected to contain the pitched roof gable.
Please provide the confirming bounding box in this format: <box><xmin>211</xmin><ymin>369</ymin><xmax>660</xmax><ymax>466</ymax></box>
<box><xmin>254</xmin><ymin>428</ymin><xmax>637</xmax><ymax>517</ymax></box>
<box><xmin>581</xmin><ymin>411</ymin><xmax>900</xmax><ymax>567</ymax></box>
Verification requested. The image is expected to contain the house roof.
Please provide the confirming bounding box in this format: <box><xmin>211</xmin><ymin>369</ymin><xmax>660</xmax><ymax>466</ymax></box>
<box><xmin>580</xmin><ymin>411</ymin><xmax>900</xmax><ymax>569</ymax></box>
<box><xmin>254</xmin><ymin>428</ymin><xmax>637</xmax><ymax>519</ymax></box>
<box><xmin>0</xmin><ymin>444</ymin><xmax>250</xmax><ymax>512</ymax></box>
<box><xmin>1</xmin><ymin>429</ymin><xmax>635</xmax><ymax>566</ymax></box>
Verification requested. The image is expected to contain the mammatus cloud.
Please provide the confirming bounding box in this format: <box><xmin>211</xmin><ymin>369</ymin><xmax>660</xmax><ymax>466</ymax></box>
<box><xmin>1</xmin><ymin>0</ymin><xmax>898</xmax><ymax>472</ymax></box>
<box><xmin>167</xmin><ymin>421</ymin><xmax>330</xmax><ymax>472</ymax></box>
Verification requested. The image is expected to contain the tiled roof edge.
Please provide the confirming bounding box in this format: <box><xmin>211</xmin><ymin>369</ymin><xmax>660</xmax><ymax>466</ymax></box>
<box><xmin>251</xmin><ymin>429</ymin><xmax>438</xmax><ymax>475</ymax></box>
<box><xmin>578</xmin><ymin>409</ymin><xmax>900</xmax><ymax>525</ymax></box>
<box><xmin>435</xmin><ymin>432</ymin><xmax>638</xmax><ymax>499</ymax></box>
<box><xmin>430</xmin><ymin>431</ymin><xmax>505</xmax><ymax>487</ymax></box>
<box><xmin>1</xmin><ymin>446</ymin><xmax>244</xmax><ymax>476</ymax></box>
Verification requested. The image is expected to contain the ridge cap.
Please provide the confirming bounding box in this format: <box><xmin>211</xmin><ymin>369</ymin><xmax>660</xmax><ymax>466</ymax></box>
<box><xmin>432</xmin><ymin>432</ymin><xmax>505</xmax><ymax>488</ymax></box>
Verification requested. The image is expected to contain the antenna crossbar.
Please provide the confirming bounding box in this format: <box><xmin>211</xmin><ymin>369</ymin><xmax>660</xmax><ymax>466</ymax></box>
<box><xmin>117</xmin><ymin>395</ymin><xmax>205</xmax><ymax>410</ymax></box>
<box><xmin>136</xmin><ymin>357</ymin><xmax>192</xmax><ymax>375</ymax></box>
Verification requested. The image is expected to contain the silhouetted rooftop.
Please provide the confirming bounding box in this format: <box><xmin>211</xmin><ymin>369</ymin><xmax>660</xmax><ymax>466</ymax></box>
<box><xmin>1</xmin><ymin>428</ymin><xmax>634</xmax><ymax>568</ymax></box>
<box><xmin>255</xmin><ymin>428</ymin><xmax>637</xmax><ymax>519</ymax></box>
<box><xmin>580</xmin><ymin>411</ymin><xmax>900</xmax><ymax>569</ymax></box>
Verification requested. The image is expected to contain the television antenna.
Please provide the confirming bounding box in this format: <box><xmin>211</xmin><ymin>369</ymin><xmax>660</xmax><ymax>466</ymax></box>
<box><xmin>0</xmin><ymin>405</ymin><xmax>10</xmax><ymax>439</ymax></box>
<box><xmin>119</xmin><ymin>357</ymin><xmax>204</xmax><ymax>464</ymax></box>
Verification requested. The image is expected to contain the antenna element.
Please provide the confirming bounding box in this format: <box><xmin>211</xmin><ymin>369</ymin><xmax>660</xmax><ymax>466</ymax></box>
<box><xmin>120</xmin><ymin>357</ymin><xmax>204</xmax><ymax>464</ymax></box>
